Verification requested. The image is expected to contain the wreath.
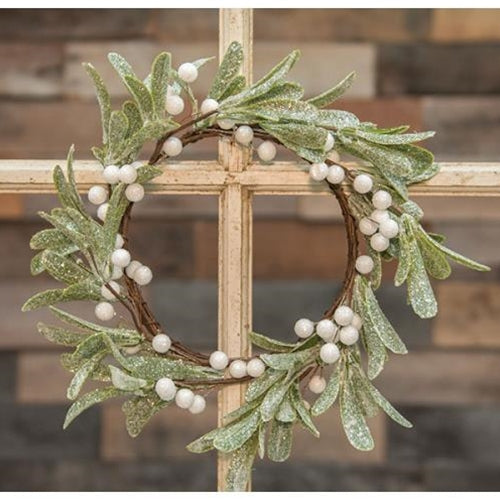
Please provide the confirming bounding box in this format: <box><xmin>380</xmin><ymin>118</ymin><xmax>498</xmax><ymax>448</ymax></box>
<box><xmin>22</xmin><ymin>42</ymin><xmax>488</xmax><ymax>491</ymax></box>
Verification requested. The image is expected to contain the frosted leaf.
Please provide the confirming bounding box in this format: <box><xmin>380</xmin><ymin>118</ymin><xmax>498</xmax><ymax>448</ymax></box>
<box><xmin>246</xmin><ymin>369</ymin><xmax>285</xmax><ymax>402</ymax></box>
<box><xmin>267</xmin><ymin>419</ymin><xmax>293</xmax><ymax>462</ymax></box>
<box><xmin>275</xmin><ymin>393</ymin><xmax>296</xmax><ymax>423</ymax></box>
<box><xmin>209</xmin><ymin>41</ymin><xmax>244</xmax><ymax>101</ymax></box>
<box><xmin>67</xmin><ymin>352</ymin><xmax>106</xmax><ymax>400</ymax></box>
<box><xmin>311</xmin><ymin>363</ymin><xmax>341</xmax><ymax>416</ymax></box>
<box><xmin>150</xmin><ymin>52</ymin><xmax>171</xmax><ymax>118</ymax></box>
<box><xmin>225</xmin><ymin>433</ymin><xmax>258</xmax><ymax>492</ymax></box>
<box><xmin>308</xmin><ymin>71</ymin><xmax>355</xmax><ymax>108</ymax></box>
<box><xmin>213</xmin><ymin>410</ymin><xmax>260</xmax><ymax>453</ymax></box>
<box><xmin>123</xmin><ymin>393</ymin><xmax>170</xmax><ymax>438</ymax></box>
<box><xmin>249</xmin><ymin>331</ymin><xmax>295</xmax><ymax>353</ymax></box>
<box><xmin>37</xmin><ymin>323</ymin><xmax>89</xmax><ymax>347</ymax></box>
<box><xmin>109</xmin><ymin>365</ymin><xmax>148</xmax><ymax>391</ymax></box>
<box><xmin>83</xmin><ymin>63</ymin><xmax>111</xmax><ymax>144</ymax></box>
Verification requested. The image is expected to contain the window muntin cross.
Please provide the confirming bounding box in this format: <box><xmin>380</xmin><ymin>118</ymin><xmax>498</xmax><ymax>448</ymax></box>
<box><xmin>0</xmin><ymin>8</ymin><xmax>500</xmax><ymax>491</ymax></box>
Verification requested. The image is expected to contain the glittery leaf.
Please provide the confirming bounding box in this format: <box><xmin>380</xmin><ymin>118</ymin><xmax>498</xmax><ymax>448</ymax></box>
<box><xmin>339</xmin><ymin>378</ymin><xmax>374</xmax><ymax>451</ymax></box>
<box><xmin>356</xmin><ymin>129</ymin><xmax>435</xmax><ymax>145</ymax></box>
<box><xmin>136</xmin><ymin>164</ymin><xmax>163</xmax><ymax>184</ymax></box>
<box><xmin>72</xmin><ymin>333</ymin><xmax>108</xmax><ymax>362</ymax></box>
<box><xmin>225</xmin><ymin>432</ymin><xmax>258</xmax><ymax>492</ymax></box>
<box><xmin>22</xmin><ymin>278</ymin><xmax>100</xmax><ymax>311</ymax></box>
<box><xmin>37</xmin><ymin>322</ymin><xmax>89</xmax><ymax>346</ymax></box>
<box><xmin>186</xmin><ymin>427</ymin><xmax>222</xmax><ymax>453</ymax></box>
<box><xmin>218</xmin><ymin>75</ymin><xmax>246</xmax><ymax>101</ymax></box>
<box><xmin>209</xmin><ymin>41</ymin><xmax>244</xmax><ymax>101</ymax></box>
<box><xmin>101</xmin><ymin>183</ymin><xmax>128</xmax><ymax>261</ymax></box>
<box><xmin>417</xmin><ymin>233</ymin><xmax>452</xmax><ymax>280</ymax></box>
<box><xmin>63</xmin><ymin>387</ymin><xmax>125</xmax><ymax>429</ymax></box>
<box><xmin>267</xmin><ymin>419</ymin><xmax>293</xmax><ymax>462</ymax></box>
<box><xmin>316</xmin><ymin>109</ymin><xmax>360</xmax><ymax>129</ymax></box>
<box><xmin>53</xmin><ymin>161</ymin><xmax>84</xmax><ymax>214</ymax></box>
<box><xmin>122</xmin><ymin>393</ymin><xmax>170</xmax><ymax>438</ymax></box>
<box><xmin>223</xmin><ymin>396</ymin><xmax>264</xmax><ymax>425</ymax></box>
<box><xmin>48</xmin><ymin>306</ymin><xmax>142</xmax><ymax>346</ymax></box>
<box><xmin>107</xmin><ymin>110</ymin><xmax>129</xmax><ymax>163</ymax></box>
<box><xmin>308</xmin><ymin>71</ymin><xmax>355</xmax><ymax>108</ymax></box>
<box><xmin>213</xmin><ymin>410</ymin><xmax>261</xmax><ymax>452</ymax></box>
<box><xmin>261</xmin><ymin>348</ymin><xmax>315</xmax><ymax>371</ymax></box>
<box><xmin>311</xmin><ymin>363</ymin><xmax>341</xmax><ymax>416</ymax></box>
<box><xmin>258</xmin><ymin>422</ymin><xmax>267</xmax><ymax>459</ymax></box>
<box><xmin>400</xmin><ymin>200</ymin><xmax>424</xmax><ymax>220</ymax></box>
<box><xmin>366</xmin><ymin>242</ymin><xmax>382</xmax><ymax>290</ymax></box>
<box><xmin>275</xmin><ymin>393</ymin><xmax>296</xmax><ymax>423</ymax></box>
<box><xmin>350</xmin><ymin>367</ymin><xmax>379</xmax><ymax>418</ymax></box>
<box><xmin>60</xmin><ymin>352</ymin><xmax>110</xmax><ymax>382</ymax></box>
<box><xmin>246</xmin><ymin>369</ymin><xmax>285</xmax><ymax>402</ymax></box>
<box><xmin>290</xmin><ymin>384</ymin><xmax>319</xmax><ymax>437</ymax></box>
<box><xmin>222</xmin><ymin>50</ymin><xmax>300</xmax><ymax>107</ymax></box>
<box><xmin>41</xmin><ymin>251</ymin><xmax>89</xmax><ymax>284</ymax></box>
<box><xmin>260</xmin><ymin>376</ymin><xmax>294</xmax><ymax>422</ymax></box>
<box><xmin>109</xmin><ymin>365</ymin><xmax>148</xmax><ymax>391</ymax></box>
<box><xmin>407</xmin><ymin>241</ymin><xmax>438</xmax><ymax>319</ymax></box>
<box><xmin>246</xmin><ymin>99</ymin><xmax>318</xmax><ymax>124</ymax></box>
<box><xmin>361</xmin><ymin>314</ymin><xmax>388</xmax><ymax>380</ymax></box>
<box><xmin>394</xmin><ymin>216</ymin><xmax>414</xmax><ymax>287</ymax></box>
<box><xmin>363</xmin><ymin>279</ymin><xmax>407</xmax><ymax>355</ymax></box>
<box><xmin>30</xmin><ymin>251</ymin><xmax>46</xmax><ymax>275</ymax></box>
<box><xmin>122</xmin><ymin>101</ymin><xmax>143</xmax><ymax>138</ymax></box>
<box><xmin>249</xmin><ymin>331</ymin><xmax>295</xmax><ymax>353</ymax></box>
<box><xmin>108</xmin><ymin>52</ymin><xmax>135</xmax><ymax>82</ymax></box>
<box><xmin>123</xmin><ymin>75</ymin><xmax>153</xmax><ymax>122</ymax></box>
<box><xmin>30</xmin><ymin>228</ymin><xmax>74</xmax><ymax>252</ymax></box>
<box><xmin>83</xmin><ymin>63</ymin><xmax>111</xmax><ymax>144</ymax></box>
<box><xmin>150</xmin><ymin>52</ymin><xmax>171</xmax><ymax>119</ymax></box>
<box><xmin>417</xmin><ymin>225</ymin><xmax>490</xmax><ymax>272</ymax></box>
<box><xmin>67</xmin><ymin>351</ymin><xmax>107</xmax><ymax>400</ymax></box>
<box><xmin>248</xmin><ymin>81</ymin><xmax>304</xmax><ymax>105</ymax></box>
<box><xmin>261</xmin><ymin>122</ymin><xmax>328</xmax><ymax>150</ymax></box>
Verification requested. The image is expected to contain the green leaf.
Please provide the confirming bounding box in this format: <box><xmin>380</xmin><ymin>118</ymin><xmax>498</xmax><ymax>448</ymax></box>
<box><xmin>223</xmin><ymin>396</ymin><xmax>264</xmax><ymax>425</ymax></box>
<box><xmin>365</xmin><ymin>380</ymin><xmax>412</xmax><ymax>428</ymax></box>
<box><xmin>135</xmin><ymin>164</ymin><xmax>163</xmax><ymax>184</ymax></box>
<box><xmin>249</xmin><ymin>331</ymin><xmax>295</xmax><ymax>353</ymax></box>
<box><xmin>41</xmin><ymin>251</ymin><xmax>89</xmax><ymax>284</ymax></box>
<box><xmin>261</xmin><ymin>122</ymin><xmax>328</xmax><ymax>150</ymax></box>
<box><xmin>308</xmin><ymin>71</ymin><xmax>356</xmax><ymax>108</ymax></box>
<box><xmin>356</xmin><ymin>129</ymin><xmax>435</xmax><ymax>145</ymax></box>
<box><xmin>209</xmin><ymin>41</ymin><xmax>244</xmax><ymax>101</ymax></box>
<box><xmin>290</xmin><ymin>384</ymin><xmax>319</xmax><ymax>437</ymax></box>
<box><xmin>340</xmin><ymin>379</ymin><xmax>374</xmax><ymax>451</ymax></box>
<box><xmin>107</xmin><ymin>110</ymin><xmax>129</xmax><ymax>162</ymax></box>
<box><xmin>225</xmin><ymin>432</ymin><xmax>258</xmax><ymax>492</ymax></box>
<box><xmin>30</xmin><ymin>251</ymin><xmax>46</xmax><ymax>275</ymax></box>
<box><xmin>37</xmin><ymin>322</ymin><xmax>89</xmax><ymax>346</ymax></box>
<box><xmin>53</xmin><ymin>165</ymin><xmax>81</xmax><ymax>212</ymax></box>
<box><xmin>108</xmin><ymin>52</ymin><xmax>136</xmax><ymax>82</ymax></box>
<box><xmin>110</xmin><ymin>365</ymin><xmax>148</xmax><ymax>391</ymax></box>
<box><xmin>122</xmin><ymin>100</ymin><xmax>143</xmax><ymax>138</ymax></box>
<box><xmin>63</xmin><ymin>387</ymin><xmax>125</xmax><ymax>429</ymax></box>
<box><xmin>247</xmin><ymin>81</ymin><xmax>304</xmax><ymax>105</ymax></box>
<box><xmin>123</xmin><ymin>75</ymin><xmax>154</xmax><ymax>121</ymax></box>
<box><xmin>267</xmin><ymin>419</ymin><xmax>293</xmax><ymax>462</ymax></box>
<box><xmin>30</xmin><ymin>228</ymin><xmax>74</xmax><ymax>252</ymax></box>
<box><xmin>123</xmin><ymin>392</ymin><xmax>170</xmax><ymax>438</ymax></box>
<box><xmin>246</xmin><ymin>99</ymin><xmax>318</xmax><ymax>124</ymax></box>
<box><xmin>417</xmin><ymin>233</ymin><xmax>452</xmax><ymax>280</ymax></box>
<box><xmin>213</xmin><ymin>410</ymin><xmax>261</xmax><ymax>453</ymax></box>
<box><xmin>258</xmin><ymin>421</ymin><xmax>267</xmax><ymax>459</ymax></box>
<box><xmin>22</xmin><ymin>278</ymin><xmax>100</xmax><ymax>311</ymax></box>
<box><xmin>366</xmin><ymin>242</ymin><xmax>382</xmax><ymax>290</ymax></box>
<box><xmin>101</xmin><ymin>183</ymin><xmax>128</xmax><ymax>261</ymax></box>
<box><xmin>261</xmin><ymin>348</ymin><xmax>315</xmax><ymax>371</ymax></box>
<box><xmin>311</xmin><ymin>363</ymin><xmax>341</xmax><ymax>416</ymax></box>
<box><xmin>260</xmin><ymin>376</ymin><xmax>294</xmax><ymax>422</ymax></box>
<box><xmin>246</xmin><ymin>369</ymin><xmax>285</xmax><ymax>402</ymax></box>
<box><xmin>186</xmin><ymin>427</ymin><xmax>221</xmax><ymax>454</ymax></box>
<box><xmin>67</xmin><ymin>351</ymin><xmax>107</xmax><ymax>400</ymax></box>
<box><xmin>150</xmin><ymin>52</ymin><xmax>171</xmax><ymax>118</ymax></box>
<box><xmin>316</xmin><ymin>109</ymin><xmax>360</xmax><ymax>129</ymax></box>
<box><xmin>83</xmin><ymin>63</ymin><xmax>111</xmax><ymax>144</ymax></box>
<box><xmin>218</xmin><ymin>75</ymin><xmax>246</xmax><ymax>101</ymax></box>
<box><xmin>275</xmin><ymin>392</ymin><xmax>296</xmax><ymax>423</ymax></box>
<box><xmin>364</xmin><ymin>279</ymin><xmax>407</xmax><ymax>354</ymax></box>
<box><xmin>394</xmin><ymin>216</ymin><xmax>414</xmax><ymax>287</ymax></box>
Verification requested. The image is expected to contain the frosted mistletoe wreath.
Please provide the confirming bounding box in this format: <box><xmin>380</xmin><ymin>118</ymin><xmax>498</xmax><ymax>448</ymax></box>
<box><xmin>23</xmin><ymin>42</ymin><xmax>488</xmax><ymax>491</ymax></box>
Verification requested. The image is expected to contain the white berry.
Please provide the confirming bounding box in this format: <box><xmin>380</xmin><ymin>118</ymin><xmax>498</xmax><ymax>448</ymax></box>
<box><xmin>339</xmin><ymin>325</ymin><xmax>359</xmax><ymax>346</ymax></box>
<box><xmin>111</xmin><ymin>266</ymin><xmax>123</xmax><ymax>280</ymax></box>
<box><xmin>326</xmin><ymin>165</ymin><xmax>345</xmax><ymax>184</ymax></box>
<box><xmin>351</xmin><ymin>313</ymin><xmax>363</xmax><ymax>330</ymax></box>
<box><xmin>209</xmin><ymin>351</ymin><xmax>229</xmax><ymax>370</ymax></box>
<box><xmin>370</xmin><ymin>233</ymin><xmax>390</xmax><ymax>252</ymax></box>
<box><xmin>372</xmin><ymin>190</ymin><xmax>392</xmax><ymax>210</ymax></box>
<box><xmin>118</xmin><ymin>165</ymin><xmax>138</xmax><ymax>184</ymax></box>
<box><xmin>152</xmin><ymin>334</ymin><xmax>171</xmax><ymax>354</ymax></box>
<box><xmin>359</xmin><ymin>217</ymin><xmax>378</xmax><ymax>236</ymax></box>
<box><xmin>370</xmin><ymin>209</ymin><xmax>390</xmax><ymax>224</ymax></box>
<box><xmin>379</xmin><ymin>218</ymin><xmax>399</xmax><ymax>239</ymax></box>
<box><xmin>247</xmin><ymin>358</ymin><xmax>266</xmax><ymax>378</ymax></box>
<box><xmin>134</xmin><ymin>265</ymin><xmax>153</xmax><ymax>286</ymax></box>
<box><xmin>115</xmin><ymin>234</ymin><xmax>124</xmax><ymax>249</ymax></box>
<box><xmin>334</xmin><ymin>305</ymin><xmax>354</xmax><ymax>326</ymax></box>
<box><xmin>131</xmin><ymin>161</ymin><xmax>143</xmax><ymax>169</ymax></box>
<box><xmin>294</xmin><ymin>318</ymin><xmax>314</xmax><ymax>339</ymax></box>
<box><xmin>178</xmin><ymin>62</ymin><xmax>198</xmax><ymax>83</ymax></box>
<box><xmin>88</xmin><ymin>185</ymin><xmax>108</xmax><ymax>205</ymax></box>
<box><xmin>320</xmin><ymin>343</ymin><xmax>340</xmax><ymax>364</ymax></box>
<box><xmin>166</xmin><ymin>85</ymin><xmax>178</xmax><ymax>96</ymax></box>
<box><xmin>235</xmin><ymin>125</ymin><xmax>253</xmax><ymax>145</ymax></box>
<box><xmin>111</xmin><ymin>248</ymin><xmax>131</xmax><ymax>268</ymax></box>
<box><xmin>125</xmin><ymin>183</ymin><xmax>145</xmax><ymax>203</ymax></box>
<box><xmin>103</xmin><ymin>165</ymin><xmax>120</xmax><ymax>184</ymax></box>
<box><xmin>217</xmin><ymin>119</ymin><xmax>235</xmax><ymax>130</ymax></box>
<box><xmin>257</xmin><ymin>141</ymin><xmax>277</xmax><ymax>162</ymax></box>
<box><xmin>353</xmin><ymin>174</ymin><xmax>373</xmax><ymax>194</ymax></box>
<box><xmin>175</xmin><ymin>388</ymin><xmax>195</xmax><ymax>409</ymax></box>
<box><xmin>101</xmin><ymin>281</ymin><xmax>120</xmax><ymax>301</ymax></box>
<box><xmin>324</xmin><ymin>132</ymin><xmax>335</xmax><ymax>151</ymax></box>
<box><xmin>309</xmin><ymin>162</ymin><xmax>329</xmax><ymax>182</ymax></box>
<box><xmin>316</xmin><ymin>319</ymin><xmax>337</xmax><ymax>341</ymax></box>
<box><xmin>355</xmin><ymin>255</ymin><xmax>374</xmax><ymax>275</ymax></box>
<box><xmin>163</xmin><ymin>137</ymin><xmax>183</xmax><ymax>157</ymax></box>
<box><xmin>189</xmin><ymin>394</ymin><xmax>206</xmax><ymax>414</ymax></box>
<box><xmin>229</xmin><ymin>359</ymin><xmax>247</xmax><ymax>379</ymax></box>
<box><xmin>166</xmin><ymin>95</ymin><xmax>185</xmax><ymax>116</ymax></box>
<box><xmin>126</xmin><ymin>260</ymin><xmax>142</xmax><ymax>279</ymax></box>
<box><xmin>97</xmin><ymin>203</ymin><xmax>109</xmax><ymax>221</ymax></box>
<box><xmin>308</xmin><ymin>375</ymin><xmax>326</xmax><ymax>394</ymax></box>
<box><xmin>200</xmin><ymin>98</ymin><xmax>219</xmax><ymax>114</ymax></box>
<box><xmin>95</xmin><ymin>302</ymin><xmax>115</xmax><ymax>321</ymax></box>
<box><xmin>155</xmin><ymin>377</ymin><xmax>177</xmax><ymax>401</ymax></box>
